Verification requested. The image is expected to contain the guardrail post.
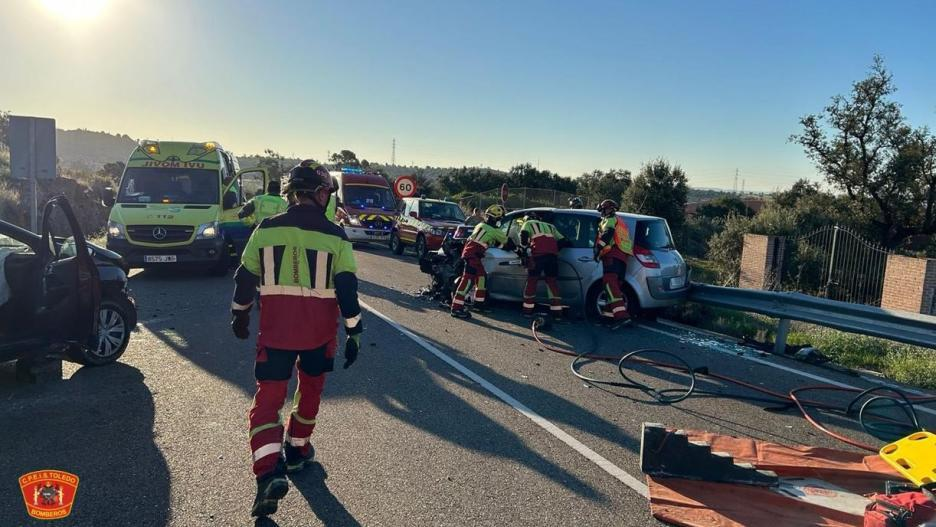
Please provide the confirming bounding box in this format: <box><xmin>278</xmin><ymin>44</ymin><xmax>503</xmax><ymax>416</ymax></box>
<box><xmin>773</xmin><ymin>318</ymin><xmax>790</xmax><ymax>355</ymax></box>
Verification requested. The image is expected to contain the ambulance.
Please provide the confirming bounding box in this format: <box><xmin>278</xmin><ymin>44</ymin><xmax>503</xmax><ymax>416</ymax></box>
<box><xmin>104</xmin><ymin>140</ymin><xmax>268</xmax><ymax>274</ymax></box>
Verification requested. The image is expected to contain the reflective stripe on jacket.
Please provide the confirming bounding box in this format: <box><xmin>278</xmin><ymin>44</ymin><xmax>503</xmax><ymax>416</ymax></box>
<box><xmin>232</xmin><ymin>204</ymin><xmax>361</xmax><ymax>350</ymax></box>
<box><xmin>462</xmin><ymin>222</ymin><xmax>507</xmax><ymax>258</ymax></box>
<box><xmin>520</xmin><ymin>219</ymin><xmax>563</xmax><ymax>256</ymax></box>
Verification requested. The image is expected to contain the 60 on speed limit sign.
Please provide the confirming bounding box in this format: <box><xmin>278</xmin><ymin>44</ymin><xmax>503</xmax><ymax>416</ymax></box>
<box><xmin>393</xmin><ymin>175</ymin><xmax>418</xmax><ymax>199</ymax></box>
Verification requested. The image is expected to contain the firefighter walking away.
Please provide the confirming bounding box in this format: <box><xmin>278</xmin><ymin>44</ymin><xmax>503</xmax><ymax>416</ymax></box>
<box><xmin>519</xmin><ymin>211</ymin><xmax>569</xmax><ymax>318</ymax></box>
<box><xmin>451</xmin><ymin>204</ymin><xmax>508</xmax><ymax>319</ymax></box>
<box><xmin>595</xmin><ymin>199</ymin><xmax>633</xmax><ymax>328</ymax></box>
<box><xmin>230</xmin><ymin>163</ymin><xmax>363</xmax><ymax>517</ymax></box>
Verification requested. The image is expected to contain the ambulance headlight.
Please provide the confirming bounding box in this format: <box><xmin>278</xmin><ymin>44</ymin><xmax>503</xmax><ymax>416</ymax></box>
<box><xmin>107</xmin><ymin>221</ymin><xmax>126</xmax><ymax>239</ymax></box>
<box><xmin>196</xmin><ymin>221</ymin><xmax>219</xmax><ymax>239</ymax></box>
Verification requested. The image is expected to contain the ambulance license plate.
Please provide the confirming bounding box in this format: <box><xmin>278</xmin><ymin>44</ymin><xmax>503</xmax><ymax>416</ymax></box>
<box><xmin>145</xmin><ymin>255</ymin><xmax>177</xmax><ymax>263</ymax></box>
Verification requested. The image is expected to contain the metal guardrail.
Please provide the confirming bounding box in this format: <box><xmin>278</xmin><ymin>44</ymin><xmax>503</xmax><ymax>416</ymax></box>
<box><xmin>687</xmin><ymin>283</ymin><xmax>936</xmax><ymax>352</ymax></box>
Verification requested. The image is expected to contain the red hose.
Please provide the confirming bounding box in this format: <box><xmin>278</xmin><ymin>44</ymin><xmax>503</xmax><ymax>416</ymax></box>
<box><xmin>530</xmin><ymin>320</ymin><xmax>936</xmax><ymax>452</ymax></box>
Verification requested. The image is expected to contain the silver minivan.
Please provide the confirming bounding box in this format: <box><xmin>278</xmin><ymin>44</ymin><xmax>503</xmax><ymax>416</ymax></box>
<box><xmin>481</xmin><ymin>208</ymin><xmax>690</xmax><ymax>317</ymax></box>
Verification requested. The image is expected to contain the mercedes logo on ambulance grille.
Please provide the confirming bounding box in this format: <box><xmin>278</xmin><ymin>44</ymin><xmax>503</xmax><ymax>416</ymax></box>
<box><xmin>152</xmin><ymin>227</ymin><xmax>168</xmax><ymax>240</ymax></box>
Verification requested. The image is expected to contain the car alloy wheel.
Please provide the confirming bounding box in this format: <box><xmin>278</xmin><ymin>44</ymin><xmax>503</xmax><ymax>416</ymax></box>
<box><xmin>95</xmin><ymin>304</ymin><xmax>127</xmax><ymax>359</ymax></box>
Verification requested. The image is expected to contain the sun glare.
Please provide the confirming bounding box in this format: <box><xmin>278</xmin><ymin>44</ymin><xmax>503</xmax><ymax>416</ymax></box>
<box><xmin>41</xmin><ymin>0</ymin><xmax>109</xmax><ymax>21</ymax></box>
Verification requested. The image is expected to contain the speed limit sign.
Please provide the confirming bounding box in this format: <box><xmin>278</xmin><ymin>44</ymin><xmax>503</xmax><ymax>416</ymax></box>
<box><xmin>394</xmin><ymin>175</ymin><xmax>418</xmax><ymax>199</ymax></box>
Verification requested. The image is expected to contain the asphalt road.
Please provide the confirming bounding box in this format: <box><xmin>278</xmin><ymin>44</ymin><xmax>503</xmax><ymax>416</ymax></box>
<box><xmin>1</xmin><ymin>243</ymin><xmax>933</xmax><ymax>527</ymax></box>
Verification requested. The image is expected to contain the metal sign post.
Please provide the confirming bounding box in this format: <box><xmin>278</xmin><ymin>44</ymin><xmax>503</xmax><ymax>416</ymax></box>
<box><xmin>9</xmin><ymin>115</ymin><xmax>57</xmax><ymax>232</ymax></box>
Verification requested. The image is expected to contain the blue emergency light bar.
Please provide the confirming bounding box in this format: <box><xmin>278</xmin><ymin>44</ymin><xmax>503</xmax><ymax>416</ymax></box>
<box><xmin>341</xmin><ymin>167</ymin><xmax>364</xmax><ymax>174</ymax></box>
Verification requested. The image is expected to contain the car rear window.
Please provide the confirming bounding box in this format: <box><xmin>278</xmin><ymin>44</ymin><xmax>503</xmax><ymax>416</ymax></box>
<box><xmin>634</xmin><ymin>219</ymin><xmax>674</xmax><ymax>250</ymax></box>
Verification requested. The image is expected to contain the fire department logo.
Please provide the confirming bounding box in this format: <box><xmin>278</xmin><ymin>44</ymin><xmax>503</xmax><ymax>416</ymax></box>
<box><xmin>19</xmin><ymin>470</ymin><xmax>79</xmax><ymax>520</ymax></box>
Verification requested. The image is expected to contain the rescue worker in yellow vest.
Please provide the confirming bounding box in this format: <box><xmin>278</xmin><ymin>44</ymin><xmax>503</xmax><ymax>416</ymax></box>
<box><xmin>451</xmin><ymin>204</ymin><xmax>508</xmax><ymax>319</ymax></box>
<box><xmin>595</xmin><ymin>199</ymin><xmax>633</xmax><ymax>326</ymax></box>
<box><xmin>238</xmin><ymin>180</ymin><xmax>288</xmax><ymax>226</ymax></box>
<box><xmin>519</xmin><ymin>211</ymin><xmax>568</xmax><ymax>318</ymax></box>
<box><xmin>231</xmin><ymin>163</ymin><xmax>363</xmax><ymax>517</ymax></box>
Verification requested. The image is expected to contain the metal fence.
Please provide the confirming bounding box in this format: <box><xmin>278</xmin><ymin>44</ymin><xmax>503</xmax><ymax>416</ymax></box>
<box><xmin>456</xmin><ymin>188</ymin><xmax>578</xmax><ymax>212</ymax></box>
<box><xmin>783</xmin><ymin>225</ymin><xmax>892</xmax><ymax>306</ymax></box>
<box><xmin>688</xmin><ymin>283</ymin><xmax>936</xmax><ymax>352</ymax></box>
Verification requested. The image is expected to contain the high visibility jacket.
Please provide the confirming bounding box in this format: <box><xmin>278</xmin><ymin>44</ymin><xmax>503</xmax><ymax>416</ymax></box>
<box><xmin>241</xmin><ymin>194</ymin><xmax>288</xmax><ymax>225</ymax></box>
<box><xmin>326</xmin><ymin>194</ymin><xmax>337</xmax><ymax>223</ymax></box>
<box><xmin>520</xmin><ymin>218</ymin><xmax>564</xmax><ymax>256</ymax></box>
<box><xmin>462</xmin><ymin>222</ymin><xmax>508</xmax><ymax>258</ymax></box>
<box><xmin>232</xmin><ymin>204</ymin><xmax>362</xmax><ymax>352</ymax></box>
<box><xmin>596</xmin><ymin>215</ymin><xmax>633</xmax><ymax>260</ymax></box>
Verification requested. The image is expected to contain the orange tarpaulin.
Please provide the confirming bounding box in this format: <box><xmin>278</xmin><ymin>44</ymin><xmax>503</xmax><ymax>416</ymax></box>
<box><xmin>648</xmin><ymin>430</ymin><xmax>902</xmax><ymax>527</ymax></box>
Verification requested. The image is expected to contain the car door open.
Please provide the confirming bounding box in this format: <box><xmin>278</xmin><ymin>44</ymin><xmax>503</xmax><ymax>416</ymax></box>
<box><xmin>36</xmin><ymin>196</ymin><xmax>102</xmax><ymax>345</ymax></box>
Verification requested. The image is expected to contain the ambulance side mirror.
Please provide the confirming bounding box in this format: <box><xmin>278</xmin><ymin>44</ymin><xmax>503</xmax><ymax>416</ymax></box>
<box><xmin>409</xmin><ymin>211</ymin><xmax>418</xmax><ymax>219</ymax></box>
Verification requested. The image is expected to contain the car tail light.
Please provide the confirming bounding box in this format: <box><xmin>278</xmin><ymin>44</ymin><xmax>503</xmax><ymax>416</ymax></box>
<box><xmin>633</xmin><ymin>245</ymin><xmax>660</xmax><ymax>268</ymax></box>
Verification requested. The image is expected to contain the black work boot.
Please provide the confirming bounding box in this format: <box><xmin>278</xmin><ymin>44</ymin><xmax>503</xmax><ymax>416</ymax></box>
<box><xmin>284</xmin><ymin>443</ymin><xmax>315</xmax><ymax>474</ymax></box>
<box><xmin>450</xmin><ymin>310</ymin><xmax>471</xmax><ymax>319</ymax></box>
<box><xmin>251</xmin><ymin>465</ymin><xmax>289</xmax><ymax>517</ymax></box>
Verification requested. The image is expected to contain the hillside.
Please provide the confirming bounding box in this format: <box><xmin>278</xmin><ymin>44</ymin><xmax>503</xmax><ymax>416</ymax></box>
<box><xmin>56</xmin><ymin>129</ymin><xmax>138</xmax><ymax>171</ymax></box>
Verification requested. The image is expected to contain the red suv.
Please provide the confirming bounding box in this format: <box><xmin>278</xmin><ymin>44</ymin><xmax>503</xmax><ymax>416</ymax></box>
<box><xmin>390</xmin><ymin>198</ymin><xmax>466</xmax><ymax>259</ymax></box>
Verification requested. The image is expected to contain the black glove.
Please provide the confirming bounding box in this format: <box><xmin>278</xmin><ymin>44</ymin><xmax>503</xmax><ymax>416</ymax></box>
<box><xmin>231</xmin><ymin>311</ymin><xmax>250</xmax><ymax>340</ymax></box>
<box><xmin>343</xmin><ymin>334</ymin><xmax>360</xmax><ymax>369</ymax></box>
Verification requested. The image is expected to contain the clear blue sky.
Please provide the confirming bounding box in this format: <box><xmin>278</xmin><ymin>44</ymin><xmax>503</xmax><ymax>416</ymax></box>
<box><xmin>2</xmin><ymin>0</ymin><xmax>934</xmax><ymax>191</ymax></box>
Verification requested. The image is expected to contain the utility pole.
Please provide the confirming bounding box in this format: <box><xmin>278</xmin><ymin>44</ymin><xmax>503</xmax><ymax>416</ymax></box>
<box><xmin>741</xmin><ymin>179</ymin><xmax>745</xmax><ymax>195</ymax></box>
<box><xmin>391</xmin><ymin>138</ymin><xmax>396</xmax><ymax>166</ymax></box>
<box><xmin>733</xmin><ymin>169</ymin><xmax>739</xmax><ymax>194</ymax></box>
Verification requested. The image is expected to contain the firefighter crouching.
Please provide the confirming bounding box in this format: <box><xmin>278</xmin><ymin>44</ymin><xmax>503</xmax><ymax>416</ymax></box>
<box><xmin>595</xmin><ymin>199</ymin><xmax>633</xmax><ymax>327</ymax></box>
<box><xmin>238</xmin><ymin>180</ymin><xmax>288</xmax><ymax>226</ymax></box>
<box><xmin>519</xmin><ymin>211</ymin><xmax>569</xmax><ymax>318</ymax></box>
<box><xmin>451</xmin><ymin>204</ymin><xmax>507</xmax><ymax>319</ymax></box>
<box><xmin>230</xmin><ymin>163</ymin><xmax>363</xmax><ymax>517</ymax></box>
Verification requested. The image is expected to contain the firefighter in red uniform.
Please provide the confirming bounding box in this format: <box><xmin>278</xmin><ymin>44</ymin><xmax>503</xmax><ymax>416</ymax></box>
<box><xmin>595</xmin><ymin>199</ymin><xmax>634</xmax><ymax>327</ymax></box>
<box><xmin>451</xmin><ymin>204</ymin><xmax>507</xmax><ymax>318</ymax></box>
<box><xmin>519</xmin><ymin>211</ymin><xmax>569</xmax><ymax>318</ymax></box>
<box><xmin>231</xmin><ymin>163</ymin><xmax>363</xmax><ymax>517</ymax></box>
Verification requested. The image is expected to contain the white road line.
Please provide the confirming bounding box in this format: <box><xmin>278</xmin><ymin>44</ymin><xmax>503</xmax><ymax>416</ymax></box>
<box><xmin>359</xmin><ymin>300</ymin><xmax>649</xmax><ymax>498</ymax></box>
<box><xmin>640</xmin><ymin>323</ymin><xmax>936</xmax><ymax>418</ymax></box>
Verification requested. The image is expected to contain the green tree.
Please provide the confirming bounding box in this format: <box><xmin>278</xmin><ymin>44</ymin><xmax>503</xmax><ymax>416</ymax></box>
<box><xmin>98</xmin><ymin>161</ymin><xmax>125</xmax><ymax>185</ymax></box>
<box><xmin>329</xmin><ymin>149</ymin><xmax>360</xmax><ymax>167</ymax></box>
<box><xmin>437</xmin><ymin>167</ymin><xmax>508</xmax><ymax>196</ymax></box>
<box><xmin>507</xmin><ymin>163</ymin><xmax>577</xmax><ymax>194</ymax></box>
<box><xmin>576</xmin><ymin>169</ymin><xmax>631</xmax><ymax>207</ymax></box>
<box><xmin>622</xmin><ymin>159</ymin><xmax>689</xmax><ymax>231</ymax></box>
<box><xmin>257</xmin><ymin>149</ymin><xmax>287</xmax><ymax>183</ymax></box>
<box><xmin>773</xmin><ymin>179</ymin><xmax>821</xmax><ymax>209</ymax></box>
<box><xmin>790</xmin><ymin>56</ymin><xmax>936</xmax><ymax>246</ymax></box>
<box><xmin>695</xmin><ymin>196</ymin><xmax>753</xmax><ymax>220</ymax></box>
